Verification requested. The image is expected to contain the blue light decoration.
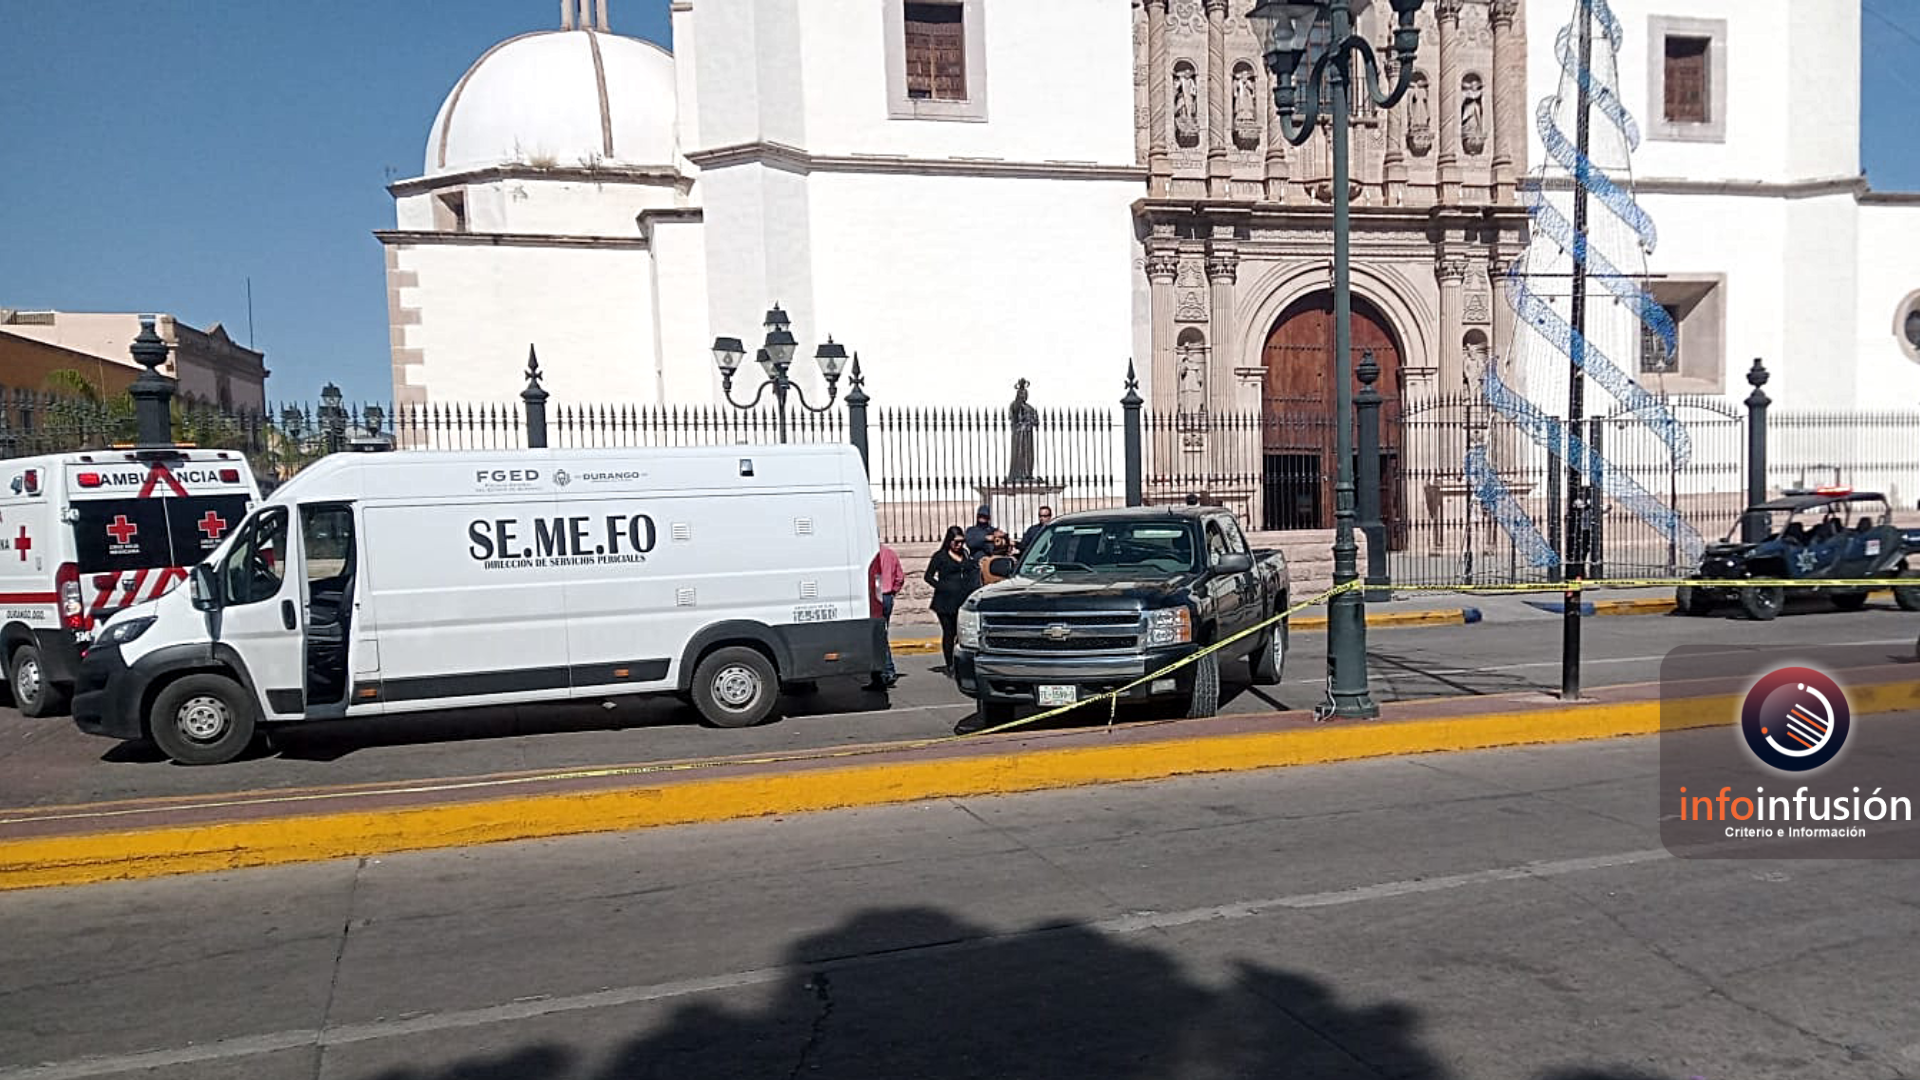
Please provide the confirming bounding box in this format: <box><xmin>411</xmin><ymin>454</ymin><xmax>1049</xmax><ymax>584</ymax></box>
<box><xmin>1473</xmin><ymin>0</ymin><xmax>1703</xmax><ymax>568</ymax></box>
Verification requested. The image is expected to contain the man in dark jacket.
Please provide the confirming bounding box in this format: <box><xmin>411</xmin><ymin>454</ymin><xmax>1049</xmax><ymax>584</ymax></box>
<box><xmin>964</xmin><ymin>505</ymin><xmax>996</xmax><ymax>556</ymax></box>
<box><xmin>1019</xmin><ymin>505</ymin><xmax>1054</xmax><ymax>555</ymax></box>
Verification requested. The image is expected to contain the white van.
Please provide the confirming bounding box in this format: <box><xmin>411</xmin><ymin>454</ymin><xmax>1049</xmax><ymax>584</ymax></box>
<box><xmin>72</xmin><ymin>444</ymin><xmax>885</xmax><ymax>764</ymax></box>
<box><xmin>0</xmin><ymin>449</ymin><xmax>261</xmax><ymax>716</ymax></box>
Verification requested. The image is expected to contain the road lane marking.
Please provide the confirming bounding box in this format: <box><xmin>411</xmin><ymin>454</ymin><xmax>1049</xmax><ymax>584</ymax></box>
<box><xmin>0</xmin><ymin>846</ymin><xmax>1670</xmax><ymax>1079</ymax></box>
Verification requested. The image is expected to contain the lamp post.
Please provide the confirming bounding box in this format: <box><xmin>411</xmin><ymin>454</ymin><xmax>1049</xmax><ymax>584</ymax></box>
<box><xmin>711</xmin><ymin>304</ymin><xmax>850</xmax><ymax>444</ymax></box>
<box><xmin>1247</xmin><ymin>0</ymin><xmax>1425</xmax><ymax>720</ymax></box>
<box><xmin>320</xmin><ymin>383</ymin><xmax>345</xmax><ymax>455</ymax></box>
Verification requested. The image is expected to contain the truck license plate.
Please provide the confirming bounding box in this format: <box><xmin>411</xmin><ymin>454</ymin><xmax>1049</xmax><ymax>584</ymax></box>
<box><xmin>1037</xmin><ymin>685</ymin><xmax>1077</xmax><ymax>707</ymax></box>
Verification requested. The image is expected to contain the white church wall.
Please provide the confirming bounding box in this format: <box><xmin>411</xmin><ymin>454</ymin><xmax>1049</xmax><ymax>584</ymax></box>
<box><xmin>1777</xmin><ymin>193</ymin><xmax>1861</xmax><ymax>410</ymax></box>
<box><xmin>648</xmin><ymin>216</ymin><xmax>715</xmax><ymax>404</ymax></box>
<box><xmin>488</xmin><ymin>178</ymin><xmax>686</xmax><ymax>237</ymax></box>
<box><xmin>1856</xmin><ymin>202</ymin><xmax>1920</xmax><ymax>410</ymax></box>
<box><xmin>792</xmin><ymin>0</ymin><xmax>1135</xmax><ymax>165</ymax></box>
<box><xmin>671</xmin><ymin>0</ymin><xmax>702</xmax><ymax>153</ymax></box>
<box><xmin>688</xmin><ymin>0</ymin><xmax>809</xmax><ymax>153</ymax></box>
<box><xmin>697</xmin><ymin>162</ymin><xmax>823</xmax><ymax>400</ymax></box>
<box><xmin>396</xmin><ymin>243</ymin><xmax>659</xmax><ymax>405</ymax></box>
<box><xmin>800</xmin><ymin>170</ymin><xmax>1139</xmax><ymax>410</ymax></box>
<box><xmin>1783</xmin><ymin>0</ymin><xmax>1860</xmax><ymax>182</ymax></box>
<box><xmin>1636</xmin><ymin>190</ymin><xmax>1786</xmax><ymax>402</ymax></box>
<box><xmin>1523</xmin><ymin>0</ymin><xmax>1793</xmax><ymax>185</ymax></box>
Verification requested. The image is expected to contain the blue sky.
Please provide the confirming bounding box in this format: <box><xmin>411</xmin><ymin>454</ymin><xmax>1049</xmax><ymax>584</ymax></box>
<box><xmin>3</xmin><ymin>1</ymin><xmax>1918</xmax><ymax>406</ymax></box>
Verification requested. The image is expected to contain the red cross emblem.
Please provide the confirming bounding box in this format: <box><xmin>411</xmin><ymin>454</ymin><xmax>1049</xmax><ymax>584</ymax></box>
<box><xmin>197</xmin><ymin>510</ymin><xmax>228</xmax><ymax>541</ymax></box>
<box><xmin>13</xmin><ymin>525</ymin><xmax>29</xmax><ymax>562</ymax></box>
<box><xmin>106</xmin><ymin>515</ymin><xmax>139</xmax><ymax>545</ymax></box>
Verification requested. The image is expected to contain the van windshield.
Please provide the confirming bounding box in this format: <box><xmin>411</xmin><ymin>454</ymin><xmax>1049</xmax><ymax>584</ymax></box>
<box><xmin>72</xmin><ymin>496</ymin><xmax>252</xmax><ymax>574</ymax></box>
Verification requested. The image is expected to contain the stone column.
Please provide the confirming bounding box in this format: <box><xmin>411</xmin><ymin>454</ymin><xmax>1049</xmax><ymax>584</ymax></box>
<box><xmin>1147</xmin><ymin>242</ymin><xmax>1182</xmax><ymax>414</ymax></box>
<box><xmin>1486</xmin><ymin>247</ymin><xmax>1520</xmax><ymax>471</ymax></box>
<box><xmin>1206</xmin><ymin>0</ymin><xmax>1231</xmax><ymax>198</ymax></box>
<box><xmin>1435</xmin><ymin>254</ymin><xmax>1468</xmax><ymax>392</ymax></box>
<box><xmin>1435</xmin><ymin>0</ymin><xmax>1465</xmax><ymax>204</ymax></box>
<box><xmin>1205</xmin><ymin>242</ymin><xmax>1247</xmax><ymax>489</ymax></box>
<box><xmin>1382</xmin><ymin>50</ymin><xmax>1407</xmax><ymax>206</ymax></box>
<box><xmin>1265</xmin><ymin>63</ymin><xmax>1290</xmax><ymax>202</ymax></box>
<box><xmin>1489</xmin><ymin>0</ymin><xmax>1525</xmax><ymax>204</ymax></box>
<box><xmin>1148</xmin><ymin>0</ymin><xmax>1172</xmax><ymax>195</ymax></box>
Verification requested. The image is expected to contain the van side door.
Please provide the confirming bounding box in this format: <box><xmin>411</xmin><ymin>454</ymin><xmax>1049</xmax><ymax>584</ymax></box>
<box><xmin>209</xmin><ymin>505</ymin><xmax>308</xmax><ymax>720</ymax></box>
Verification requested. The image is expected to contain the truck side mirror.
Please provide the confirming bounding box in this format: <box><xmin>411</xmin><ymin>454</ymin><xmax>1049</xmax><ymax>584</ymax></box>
<box><xmin>189</xmin><ymin>563</ymin><xmax>222</xmax><ymax>611</ymax></box>
<box><xmin>1214</xmin><ymin>552</ymin><xmax>1253</xmax><ymax>574</ymax></box>
<box><xmin>989</xmin><ymin>556</ymin><xmax>1016</xmax><ymax>579</ymax></box>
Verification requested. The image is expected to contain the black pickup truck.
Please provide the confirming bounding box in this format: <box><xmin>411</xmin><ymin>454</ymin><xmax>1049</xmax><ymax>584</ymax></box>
<box><xmin>951</xmin><ymin>506</ymin><xmax>1290</xmax><ymax>726</ymax></box>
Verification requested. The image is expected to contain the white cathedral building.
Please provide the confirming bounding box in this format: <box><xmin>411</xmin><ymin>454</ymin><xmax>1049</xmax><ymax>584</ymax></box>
<box><xmin>378</xmin><ymin>0</ymin><xmax>1920</xmax><ymax>518</ymax></box>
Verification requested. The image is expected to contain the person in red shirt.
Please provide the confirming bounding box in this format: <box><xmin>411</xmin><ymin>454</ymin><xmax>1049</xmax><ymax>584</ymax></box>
<box><xmin>867</xmin><ymin>542</ymin><xmax>907</xmax><ymax>690</ymax></box>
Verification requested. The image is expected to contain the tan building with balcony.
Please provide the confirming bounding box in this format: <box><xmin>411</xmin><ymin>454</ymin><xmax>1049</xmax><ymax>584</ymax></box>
<box><xmin>0</xmin><ymin>310</ymin><xmax>269</xmax><ymax>410</ymax></box>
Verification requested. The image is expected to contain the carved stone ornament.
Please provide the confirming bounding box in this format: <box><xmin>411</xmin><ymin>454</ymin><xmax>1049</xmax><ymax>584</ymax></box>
<box><xmin>1146</xmin><ymin>249</ymin><xmax>1182</xmax><ymax>281</ymax></box>
<box><xmin>1205</xmin><ymin>251</ymin><xmax>1239</xmax><ymax>283</ymax></box>
<box><xmin>1436</xmin><ymin>257</ymin><xmax>1469</xmax><ymax>284</ymax></box>
<box><xmin>1173</xmin><ymin>62</ymin><xmax>1201</xmax><ymax>148</ymax></box>
<box><xmin>1405</xmin><ymin>73</ymin><xmax>1433</xmax><ymax>156</ymax></box>
<box><xmin>1171</xmin><ymin>1</ymin><xmax>1205</xmax><ymax>35</ymax></box>
<box><xmin>1435</xmin><ymin>0</ymin><xmax>1463</xmax><ymax>23</ymax></box>
<box><xmin>1461</xmin><ymin>74</ymin><xmax>1487</xmax><ymax>156</ymax></box>
<box><xmin>1176</xmin><ymin>290</ymin><xmax>1209</xmax><ymax>322</ymax></box>
<box><xmin>1231</xmin><ymin>63</ymin><xmax>1261</xmax><ymax>150</ymax></box>
<box><xmin>1490</xmin><ymin>0</ymin><xmax>1519</xmax><ymax>28</ymax></box>
<box><xmin>1175</xmin><ymin>261</ymin><xmax>1207</xmax><ymax>289</ymax></box>
<box><xmin>1464</xmin><ymin>287</ymin><xmax>1491</xmax><ymax>325</ymax></box>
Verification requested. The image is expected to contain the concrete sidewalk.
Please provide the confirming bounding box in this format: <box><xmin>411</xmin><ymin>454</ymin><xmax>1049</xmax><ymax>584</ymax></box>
<box><xmin>7</xmin><ymin>660</ymin><xmax>1917</xmax><ymax>891</ymax></box>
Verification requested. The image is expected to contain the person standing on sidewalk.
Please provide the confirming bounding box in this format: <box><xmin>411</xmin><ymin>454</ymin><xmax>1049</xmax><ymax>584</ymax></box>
<box><xmin>866</xmin><ymin>542</ymin><xmax>906</xmax><ymax>691</ymax></box>
<box><xmin>926</xmin><ymin>526</ymin><xmax>982</xmax><ymax>671</ymax></box>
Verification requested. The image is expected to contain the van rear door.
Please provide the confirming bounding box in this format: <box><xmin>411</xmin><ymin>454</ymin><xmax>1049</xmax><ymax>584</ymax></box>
<box><xmin>67</xmin><ymin>459</ymin><xmax>251</xmax><ymax>624</ymax></box>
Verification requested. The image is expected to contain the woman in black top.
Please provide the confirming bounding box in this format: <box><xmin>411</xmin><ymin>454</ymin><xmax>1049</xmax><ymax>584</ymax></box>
<box><xmin>926</xmin><ymin>526</ymin><xmax>982</xmax><ymax>670</ymax></box>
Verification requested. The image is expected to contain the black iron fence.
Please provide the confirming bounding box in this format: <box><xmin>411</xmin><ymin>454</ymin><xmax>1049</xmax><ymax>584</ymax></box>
<box><xmin>7</xmin><ymin>372</ymin><xmax>1917</xmax><ymax>573</ymax></box>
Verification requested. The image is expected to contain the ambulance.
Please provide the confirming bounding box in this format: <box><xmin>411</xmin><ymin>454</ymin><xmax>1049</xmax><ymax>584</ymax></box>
<box><xmin>0</xmin><ymin>449</ymin><xmax>261</xmax><ymax>716</ymax></box>
<box><xmin>72</xmin><ymin>444</ymin><xmax>886</xmax><ymax>764</ymax></box>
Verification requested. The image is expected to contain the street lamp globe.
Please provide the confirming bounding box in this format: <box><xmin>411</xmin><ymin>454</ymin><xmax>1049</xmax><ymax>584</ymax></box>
<box><xmin>756</xmin><ymin>348</ymin><xmax>779</xmax><ymax>381</ymax></box>
<box><xmin>320</xmin><ymin>382</ymin><xmax>343</xmax><ymax>412</ymax></box>
<box><xmin>711</xmin><ymin>336</ymin><xmax>746</xmax><ymax>375</ymax></box>
<box><xmin>815</xmin><ymin>337</ymin><xmax>849</xmax><ymax>382</ymax></box>
<box><xmin>1246</xmin><ymin>1</ymin><xmax>1320</xmax><ymax>79</ymax></box>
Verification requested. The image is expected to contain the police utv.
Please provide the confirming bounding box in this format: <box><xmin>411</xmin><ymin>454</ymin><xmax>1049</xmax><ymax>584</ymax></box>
<box><xmin>1676</xmin><ymin>487</ymin><xmax>1920</xmax><ymax>620</ymax></box>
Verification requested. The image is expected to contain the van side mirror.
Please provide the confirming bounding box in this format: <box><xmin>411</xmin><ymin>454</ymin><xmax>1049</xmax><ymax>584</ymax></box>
<box><xmin>1214</xmin><ymin>552</ymin><xmax>1254</xmax><ymax>574</ymax></box>
<box><xmin>989</xmin><ymin>556</ymin><xmax>1016</xmax><ymax>579</ymax></box>
<box><xmin>189</xmin><ymin>563</ymin><xmax>221</xmax><ymax>611</ymax></box>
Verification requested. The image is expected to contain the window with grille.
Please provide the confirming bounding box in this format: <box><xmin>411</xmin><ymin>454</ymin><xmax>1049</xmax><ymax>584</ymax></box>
<box><xmin>1663</xmin><ymin>36</ymin><xmax>1709</xmax><ymax>124</ymax></box>
<box><xmin>904</xmin><ymin>3</ymin><xmax>966</xmax><ymax>101</ymax></box>
<box><xmin>1641</xmin><ymin>304</ymin><xmax>1682</xmax><ymax>374</ymax></box>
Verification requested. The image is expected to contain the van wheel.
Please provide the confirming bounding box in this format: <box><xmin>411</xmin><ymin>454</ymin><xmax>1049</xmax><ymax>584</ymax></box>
<box><xmin>1675</xmin><ymin>585</ymin><xmax>1712</xmax><ymax>616</ymax></box>
<box><xmin>1895</xmin><ymin>571</ymin><xmax>1920</xmax><ymax>612</ymax></box>
<box><xmin>149</xmin><ymin>675</ymin><xmax>257</xmax><ymax>766</ymax></box>
<box><xmin>1830</xmin><ymin>589</ymin><xmax>1870</xmax><ymax>612</ymax></box>
<box><xmin>9</xmin><ymin>644</ymin><xmax>70</xmax><ymax>718</ymax></box>
<box><xmin>1250</xmin><ymin>618</ymin><xmax>1287</xmax><ymax>686</ymax></box>
<box><xmin>1185</xmin><ymin>649</ymin><xmax>1221</xmax><ymax>719</ymax></box>
<box><xmin>692</xmin><ymin>647</ymin><xmax>779</xmax><ymax>729</ymax></box>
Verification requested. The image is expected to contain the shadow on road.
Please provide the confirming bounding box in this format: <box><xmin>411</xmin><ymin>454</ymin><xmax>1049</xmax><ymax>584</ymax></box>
<box><xmin>350</xmin><ymin>905</ymin><xmax>1683</xmax><ymax>1080</ymax></box>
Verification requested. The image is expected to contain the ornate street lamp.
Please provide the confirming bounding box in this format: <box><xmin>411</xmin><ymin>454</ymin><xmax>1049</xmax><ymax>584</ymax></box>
<box><xmin>711</xmin><ymin>304</ymin><xmax>850</xmax><ymax>444</ymax></box>
<box><xmin>1246</xmin><ymin>0</ymin><xmax>1425</xmax><ymax>720</ymax></box>
<box><xmin>319</xmin><ymin>382</ymin><xmax>346</xmax><ymax>455</ymax></box>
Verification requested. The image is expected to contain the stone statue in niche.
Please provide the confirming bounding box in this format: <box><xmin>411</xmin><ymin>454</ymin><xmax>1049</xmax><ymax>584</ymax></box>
<box><xmin>1173</xmin><ymin>63</ymin><xmax>1200</xmax><ymax>147</ymax></box>
<box><xmin>1177</xmin><ymin>344</ymin><xmax>1208</xmax><ymax>418</ymax></box>
<box><xmin>1007</xmin><ymin>379</ymin><xmax>1039</xmax><ymax>482</ymax></box>
<box><xmin>1405</xmin><ymin>73</ymin><xmax>1433</xmax><ymax>155</ymax></box>
<box><xmin>1232</xmin><ymin>64</ymin><xmax>1261</xmax><ymax>150</ymax></box>
<box><xmin>1461</xmin><ymin>74</ymin><xmax>1486</xmax><ymax>155</ymax></box>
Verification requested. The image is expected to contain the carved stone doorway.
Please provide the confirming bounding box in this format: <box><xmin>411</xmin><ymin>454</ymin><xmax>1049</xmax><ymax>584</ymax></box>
<box><xmin>1260</xmin><ymin>291</ymin><xmax>1406</xmax><ymax>537</ymax></box>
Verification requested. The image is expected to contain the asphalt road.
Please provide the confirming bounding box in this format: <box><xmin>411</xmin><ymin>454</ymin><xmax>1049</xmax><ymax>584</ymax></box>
<box><xmin>1</xmin><ymin>601</ymin><xmax>1916</xmax><ymax>807</ymax></box>
<box><xmin>5</xmin><ymin>728</ymin><xmax>1919</xmax><ymax>1079</ymax></box>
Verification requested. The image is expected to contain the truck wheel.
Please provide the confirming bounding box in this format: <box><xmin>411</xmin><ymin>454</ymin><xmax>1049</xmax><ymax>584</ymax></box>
<box><xmin>1185</xmin><ymin>649</ymin><xmax>1221</xmax><ymax>719</ymax></box>
<box><xmin>974</xmin><ymin>698</ymin><xmax>1017</xmax><ymax>731</ymax></box>
<box><xmin>691</xmin><ymin>647</ymin><xmax>779</xmax><ymax>729</ymax></box>
<box><xmin>1250</xmin><ymin>619</ymin><xmax>1287</xmax><ymax>686</ymax></box>
<box><xmin>148</xmin><ymin>674</ymin><xmax>257</xmax><ymax>766</ymax></box>
<box><xmin>1740</xmin><ymin>586</ymin><xmax>1785</xmax><ymax>621</ymax></box>
<box><xmin>1674</xmin><ymin>585</ymin><xmax>1712</xmax><ymax>616</ymax></box>
<box><xmin>1830</xmin><ymin>590</ymin><xmax>1870</xmax><ymax>612</ymax></box>
<box><xmin>1895</xmin><ymin>572</ymin><xmax>1920</xmax><ymax>613</ymax></box>
<box><xmin>8</xmin><ymin>644</ymin><xmax>70</xmax><ymax>718</ymax></box>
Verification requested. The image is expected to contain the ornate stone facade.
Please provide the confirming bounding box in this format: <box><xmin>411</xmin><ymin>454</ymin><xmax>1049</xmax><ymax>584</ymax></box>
<box><xmin>1132</xmin><ymin>0</ymin><xmax>1531</xmax><ymax>509</ymax></box>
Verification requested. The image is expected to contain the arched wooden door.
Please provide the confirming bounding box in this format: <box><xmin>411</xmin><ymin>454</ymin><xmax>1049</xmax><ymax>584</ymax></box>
<box><xmin>1261</xmin><ymin>292</ymin><xmax>1406</xmax><ymax>539</ymax></box>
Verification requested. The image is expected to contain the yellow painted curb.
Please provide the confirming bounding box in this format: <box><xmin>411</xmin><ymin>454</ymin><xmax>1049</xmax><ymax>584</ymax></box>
<box><xmin>6</xmin><ymin>677</ymin><xmax>1914</xmax><ymax>893</ymax></box>
<box><xmin>1593</xmin><ymin>597</ymin><xmax>1678</xmax><ymax>616</ymax></box>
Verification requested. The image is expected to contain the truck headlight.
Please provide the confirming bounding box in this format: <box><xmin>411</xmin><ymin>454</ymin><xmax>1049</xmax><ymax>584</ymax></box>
<box><xmin>1147</xmin><ymin>607</ymin><xmax>1192</xmax><ymax>646</ymax></box>
<box><xmin>957</xmin><ymin>608</ymin><xmax>981</xmax><ymax>649</ymax></box>
<box><xmin>98</xmin><ymin>616</ymin><xmax>156</xmax><ymax>648</ymax></box>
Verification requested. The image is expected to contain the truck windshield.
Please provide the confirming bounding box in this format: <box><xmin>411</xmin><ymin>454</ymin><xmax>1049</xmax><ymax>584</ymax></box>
<box><xmin>73</xmin><ymin>496</ymin><xmax>252</xmax><ymax>574</ymax></box>
<box><xmin>1020</xmin><ymin>521</ymin><xmax>1200</xmax><ymax>575</ymax></box>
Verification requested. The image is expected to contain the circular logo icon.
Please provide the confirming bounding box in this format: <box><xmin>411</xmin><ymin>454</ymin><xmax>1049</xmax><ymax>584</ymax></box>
<box><xmin>1740</xmin><ymin>666</ymin><xmax>1850</xmax><ymax>772</ymax></box>
<box><xmin>553</xmin><ymin>470</ymin><xmax>572</xmax><ymax>487</ymax></box>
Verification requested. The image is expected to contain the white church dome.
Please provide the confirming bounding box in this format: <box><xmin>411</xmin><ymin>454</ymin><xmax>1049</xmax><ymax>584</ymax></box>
<box><xmin>425</xmin><ymin>26</ymin><xmax>677</xmax><ymax>176</ymax></box>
